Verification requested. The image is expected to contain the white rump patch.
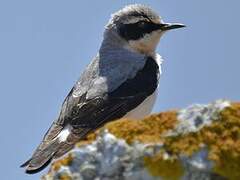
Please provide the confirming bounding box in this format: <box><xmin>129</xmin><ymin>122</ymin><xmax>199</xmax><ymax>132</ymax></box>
<box><xmin>57</xmin><ymin>125</ymin><xmax>72</xmax><ymax>142</ymax></box>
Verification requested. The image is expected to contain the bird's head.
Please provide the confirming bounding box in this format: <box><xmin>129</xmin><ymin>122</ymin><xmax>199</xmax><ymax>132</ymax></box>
<box><xmin>105</xmin><ymin>4</ymin><xmax>185</xmax><ymax>55</ymax></box>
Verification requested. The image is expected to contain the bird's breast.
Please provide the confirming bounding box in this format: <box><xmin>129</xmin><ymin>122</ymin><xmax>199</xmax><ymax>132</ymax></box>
<box><xmin>123</xmin><ymin>89</ymin><xmax>158</xmax><ymax>119</ymax></box>
<box><xmin>123</xmin><ymin>54</ymin><xmax>162</xmax><ymax>119</ymax></box>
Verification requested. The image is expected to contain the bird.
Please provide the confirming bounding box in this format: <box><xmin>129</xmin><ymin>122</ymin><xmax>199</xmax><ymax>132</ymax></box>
<box><xmin>21</xmin><ymin>4</ymin><xmax>185</xmax><ymax>174</ymax></box>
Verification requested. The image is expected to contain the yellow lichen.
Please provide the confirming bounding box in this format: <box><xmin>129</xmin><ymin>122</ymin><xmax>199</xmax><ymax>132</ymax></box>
<box><xmin>144</xmin><ymin>152</ymin><xmax>184</xmax><ymax>180</ymax></box>
<box><xmin>164</xmin><ymin>132</ymin><xmax>202</xmax><ymax>156</ymax></box>
<box><xmin>164</xmin><ymin>103</ymin><xmax>240</xmax><ymax>180</ymax></box>
<box><xmin>106</xmin><ymin>111</ymin><xmax>178</xmax><ymax>144</ymax></box>
<box><xmin>75</xmin><ymin>111</ymin><xmax>177</xmax><ymax>146</ymax></box>
<box><xmin>58</xmin><ymin>174</ymin><xmax>72</xmax><ymax>180</ymax></box>
<box><xmin>50</xmin><ymin>111</ymin><xmax>178</xmax><ymax>177</ymax></box>
<box><xmin>76</xmin><ymin>131</ymin><xmax>98</xmax><ymax>147</ymax></box>
<box><xmin>51</xmin><ymin>153</ymin><xmax>73</xmax><ymax>172</ymax></box>
<box><xmin>210</xmin><ymin>103</ymin><xmax>240</xmax><ymax>180</ymax></box>
<box><xmin>48</xmin><ymin>102</ymin><xmax>240</xmax><ymax>179</ymax></box>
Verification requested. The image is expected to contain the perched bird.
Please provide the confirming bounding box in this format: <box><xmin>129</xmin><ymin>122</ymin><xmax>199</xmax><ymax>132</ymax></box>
<box><xmin>21</xmin><ymin>4</ymin><xmax>184</xmax><ymax>173</ymax></box>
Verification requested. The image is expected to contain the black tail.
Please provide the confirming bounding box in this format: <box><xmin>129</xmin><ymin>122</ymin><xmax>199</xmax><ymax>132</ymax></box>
<box><xmin>21</xmin><ymin>140</ymin><xmax>61</xmax><ymax>174</ymax></box>
<box><xmin>20</xmin><ymin>130</ymin><xmax>84</xmax><ymax>173</ymax></box>
<box><xmin>21</xmin><ymin>157</ymin><xmax>53</xmax><ymax>174</ymax></box>
<box><xmin>21</xmin><ymin>124</ymin><xmax>90</xmax><ymax>174</ymax></box>
<box><xmin>20</xmin><ymin>159</ymin><xmax>31</xmax><ymax>168</ymax></box>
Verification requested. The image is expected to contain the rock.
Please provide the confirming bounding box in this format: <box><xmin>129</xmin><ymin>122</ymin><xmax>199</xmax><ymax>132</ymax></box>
<box><xmin>42</xmin><ymin>100</ymin><xmax>240</xmax><ymax>180</ymax></box>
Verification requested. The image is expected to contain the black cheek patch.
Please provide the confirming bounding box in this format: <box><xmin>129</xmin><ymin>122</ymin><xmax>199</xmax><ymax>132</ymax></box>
<box><xmin>118</xmin><ymin>22</ymin><xmax>162</xmax><ymax>41</ymax></box>
<box><xmin>118</xmin><ymin>23</ymin><xmax>145</xmax><ymax>40</ymax></box>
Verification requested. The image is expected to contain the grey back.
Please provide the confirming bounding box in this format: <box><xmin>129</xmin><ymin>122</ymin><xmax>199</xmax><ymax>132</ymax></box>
<box><xmin>73</xmin><ymin>43</ymin><xmax>146</xmax><ymax>100</ymax></box>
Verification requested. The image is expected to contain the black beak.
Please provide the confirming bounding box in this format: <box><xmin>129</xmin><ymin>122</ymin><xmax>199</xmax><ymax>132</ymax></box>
<box><xmin>160</xmin><ymin>23</ymin><xmax>186</xmax><ymax>31</ymax></box>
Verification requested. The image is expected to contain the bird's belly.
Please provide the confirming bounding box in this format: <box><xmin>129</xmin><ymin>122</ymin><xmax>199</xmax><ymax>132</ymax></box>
<box><xmin>123</xmin><ymin>89</ymin><xmax>158</xmax><ymax>119</ymax></box>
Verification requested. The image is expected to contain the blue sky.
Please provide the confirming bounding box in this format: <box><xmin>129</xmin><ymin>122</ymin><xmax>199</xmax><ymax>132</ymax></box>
<box><xmin>0</xmin><ymin>0</ymin><xmax>239</xmax><ymax>179</ymax></box>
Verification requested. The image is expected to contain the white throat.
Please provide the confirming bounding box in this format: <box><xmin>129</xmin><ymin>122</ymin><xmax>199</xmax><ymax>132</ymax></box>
<box><xmin>126</xmin><ymin>30</ymin><xmax>163</xmax><ymax>55</ymax></box>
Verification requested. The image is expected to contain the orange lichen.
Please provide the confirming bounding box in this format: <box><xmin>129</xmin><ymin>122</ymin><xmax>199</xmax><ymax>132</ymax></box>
<box><xmin>51</xmin><ymin>153</ymin><xmax>73</xmax><ymax>172</ymax></box>
<box><xmin>76</xmin><ymin>131</ymin><xmax>98</xmax><ymax>147</ymax></box>
<box><xmin>50</xmin><ymin>111</ymin><xmax>178</xmax><ymax>176</ymax></box>
<box><xmin>164</xmin><ymin>133</ymin><xmax>202</xmax><ymax>156</ymax></box>
<box><xmin>164</xmin><ymin>103</ymin><xmax>240</xmax><ymax>180</ymax></box>
<box><xmin>105</xmin><ymin>111</ymin><xmax>178</xmax><ymax>144</ymax></box>
<box><xmin>144</xmin><ymin>151</ymin><xmax>184</xmax><ymax>180</ymax></box>
<box><xmin>47</xmin><ymin>102</ymin><xmax>240</xmax><ymax>180</ymax></box>
<box><xmin>210</xmin><ymin>103</ymin><xmax>240</xmax><ymax>180</ymax></box>
<box><xmin>76</xmin><ymin>111</ymin><xmax>178</xmax><ymax>146</ymax></box>
<box><xmin>58</xmin><ymin>174</ymin><xmax>72</xmax><ymax>180</ymax></box>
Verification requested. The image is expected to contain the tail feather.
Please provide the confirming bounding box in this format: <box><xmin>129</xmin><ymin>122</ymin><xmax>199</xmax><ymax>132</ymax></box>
<box><xmin>25</xmin><ymin>157</ymin><xmax>53</xmax><ymax>174</ymax></box>
<box><xmin>20</xmin><ymin>159</ymin><xmax>31</xmax><ymax>168</ymax></box>
<box><xmin>23</xmin><ymin>140</ymin><xmax>61</xmax><ymax>174</ymax></box>
<box><xmin>21</xmin><ymin>125</ymin><xmax>91</xmax><ymax>174</ymax></box>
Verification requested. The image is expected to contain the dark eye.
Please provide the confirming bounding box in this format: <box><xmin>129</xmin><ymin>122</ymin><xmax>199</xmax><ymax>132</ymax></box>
<box><xmin>137</xmin><ymin>21</ymin><xmax>147</xmax><ymax>27</ymax></box>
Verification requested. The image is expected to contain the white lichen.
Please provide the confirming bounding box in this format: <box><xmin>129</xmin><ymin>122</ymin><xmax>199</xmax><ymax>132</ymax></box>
<box><xmin>43</xmin><ymin>100</ymin><xmax>232</xmax><ymax>180</ymax></box>
<box><xmin>45</xmin><ymin>130</ymin><xmax>161</xmax><ymax>180</ymax></box>
<box><xmin>168</xmin><ymin>99</ymin><xmax>230</xmax><ymax>135</ymax></box>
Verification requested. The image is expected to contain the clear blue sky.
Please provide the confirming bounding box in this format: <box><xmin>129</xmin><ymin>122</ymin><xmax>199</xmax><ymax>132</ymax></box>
<box><xmin>0</xmin><ymin>0</ymin><xmax>239</xmax><ymax>179</ymax></box>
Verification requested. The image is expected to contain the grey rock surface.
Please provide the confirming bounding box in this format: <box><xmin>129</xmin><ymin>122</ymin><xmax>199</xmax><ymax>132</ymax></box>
<box><xmin>42</xmin><ymin>100</ymin><xmax>232</xmax><ymax>180</ymax></box>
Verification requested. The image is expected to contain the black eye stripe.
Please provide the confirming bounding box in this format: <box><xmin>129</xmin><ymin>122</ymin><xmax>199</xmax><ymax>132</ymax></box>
<box><xmin>118</xmin><ymin>21</ymin><xmax>162</xmax><ymax>41</ymax></box>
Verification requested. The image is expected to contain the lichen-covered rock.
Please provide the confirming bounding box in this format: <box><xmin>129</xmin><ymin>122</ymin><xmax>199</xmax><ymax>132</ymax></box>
<box><xmin>42</xmin><ymin>100</ymin><xmax>240</xmax><ymax>180</ymax></box>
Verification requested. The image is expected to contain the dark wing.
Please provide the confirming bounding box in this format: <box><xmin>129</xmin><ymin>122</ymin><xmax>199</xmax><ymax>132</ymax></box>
<box><xmin>22</xmin><ymin>56</ymin><xmax>159</xmax><ymax>173</ymax></box>
<box><xmin>61</xmin><ymin>56</ymin><xmax>159</xmax><ymax>130</ymax></box>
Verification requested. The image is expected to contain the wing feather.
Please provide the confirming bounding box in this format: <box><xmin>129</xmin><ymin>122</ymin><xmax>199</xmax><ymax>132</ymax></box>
<box><xmin>22</xmin><ymin>55</ymin><xmax>159</xmax><ymax>173</ymax></box>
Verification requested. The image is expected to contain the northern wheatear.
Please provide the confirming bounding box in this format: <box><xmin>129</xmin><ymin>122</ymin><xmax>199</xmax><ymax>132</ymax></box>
<box><xmin>21</xmin><ymin>4</ymin><xmax>184</xmax><ymax>173</ymax></box>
